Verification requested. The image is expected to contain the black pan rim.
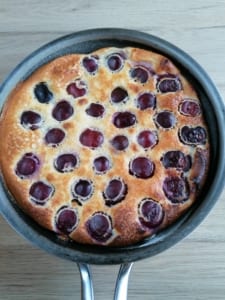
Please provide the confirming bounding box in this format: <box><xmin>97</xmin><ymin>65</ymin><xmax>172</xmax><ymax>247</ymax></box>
<box><xmin>0</xmin><ymin>28</ymin><xmax>225</xmax><ymax>265</ymax></box>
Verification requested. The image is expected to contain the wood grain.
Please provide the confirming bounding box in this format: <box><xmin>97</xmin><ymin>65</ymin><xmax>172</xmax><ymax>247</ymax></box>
<box><xmin>0</xmin><ymin>0</ymin><xmax>225</xmax><ymax>299</ymax></box>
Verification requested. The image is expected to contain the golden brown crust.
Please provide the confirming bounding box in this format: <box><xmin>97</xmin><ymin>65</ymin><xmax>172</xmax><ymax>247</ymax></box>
<box><xmin>0</xmin><ymin>47</ymin><xmax>210</xmax><ymax>246</ymax></box>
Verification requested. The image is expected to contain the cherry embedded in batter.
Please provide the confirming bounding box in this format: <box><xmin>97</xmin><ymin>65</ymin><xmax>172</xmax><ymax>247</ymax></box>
<box><xmin>130</xmin><ymin>67</ymin><xmax>149</xmax><ymax>83</ymax></box>
<box><xmin>54</xmin><ymin>153</ymin><xmax>78</xmax><ymax>173</ymax></box>
<box><xmin>29</xmin><ymin>181</ymin><xmax>54</xmax><ymax>205</ymax></box>
<box><xmin>136</xmin><ymin>92</ymin><xmax>156</xmax><ymax>110</ymax></box>
<box><xmin>34</xmin><ymin>82</ymin><xmax>53</xmax><ymax>103</ymax></box>
<box><xmin>45</xmin><ymin>128</ymin><xmax>65</xmax><ymax>146</ymax></box>
<box><xmin>52</xmin><ymin>100</ymin><xmax>74</xmax><ymax>121</ymax></box>
<box><xmin>79</xmin><ymin>128</ymin><xmax>104</xmax><ymax>148</ymax></box>
<box><xmin>111</xmin><ymin>135</ymin><xmax>129</xmax><ymax>151</ymax></box>
<box><xmin>137</xmin><ymin>130</ymin><xmax>158</xmax><ymax>149</ymax></box>
<box><xmin>15</xmin><ymin>153</ymin><xmax>40</xmax><ymax>178</ymax></box>
<box><xmin>139</xmin><ymin>199</ymin><xmax>164</xmax><ymax>228</ymax></box>
<box><xmin>67</xmin><ymin>80</ymin><xmax>87</xmax><ymax>98</ymax></box>
<box><xmin>107</xmin><ymin>53</ymin><xmax>124</xmax><ymax>71</ymax></box>
<box><xmin>21</xmin><ymin>111</ymin><xmax>42</xmax><ymax>130</ymax></box>
<box><xmin>103</xmin><ymin>178</ymin><xmax>127</xmax><ymax>206</ymax></box>
<box><xmin>72</xmin><ymin>179</ymin><xmax>93</xmax><ymax>200</ymax></box>
<box><xmin>162</xmin><ymin>151</ymin><xmax>191</xmax><ymax>171</ymax></box>
<box><xmin>179</xmin><ymin>126</ymin><xmax>207</xmax><ymax>145</ymax></box>
<box><xmin>55</xmin><ymin>207</ymin><xmax>78</xmax><ymax>235</ymax></box>
<box><xmin>157</xmin><ymin>75</ymin><xmax>182</xmax><ymax>93</ymax></box>
<box><xmin>93</xmin><ymin>156</ymin><xmax>111</xmax><ymax>174</ymax></box>
<box><xmin>113</xmin><ymin>112</ymin><xmax>136</xmax><ymax>128</ymax></box>
<box><xmin>155</xmin><ymin>111</ymin><xmax>176</xmax><ymax>129</ymax></box>
<box><xmin>179</xmin><ymin>99</ymin><xmax>201</xmax><ymax>117</ymax></box>
<box><xmin>129</xmin><ymin>157</ymin><xmax>155</xmax><ymax>179</ymax></box>
<box><xmin>85</xmin><ymin>103</ymin><xmax>105</xmax><ymax>118</ymax></box>
<box><xmin>86</xmin><ymin>212</ymin><xmax>112</xmax><ymax>242</ymax></box>
<box><xmin>191</xmin><ymin>148</ymin><xmax>207</xmax><ymax>189</ymax></box>
<box><xmin>111</xmin><ymin>87</ymin><xmax>128</xmax><ymax>103</ymax></box>
<box><xmin>82</xmin><ymin>56</ymin><xmax>98</xmax><ymax>73</ymax></box>
<box><xmin>163</xmin><ymin>176</ymin><xmax>190</xmax><ymax>203</ymax></box>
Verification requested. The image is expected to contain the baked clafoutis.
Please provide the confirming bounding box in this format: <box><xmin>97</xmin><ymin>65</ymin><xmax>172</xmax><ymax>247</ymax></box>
<box><xmin>0</xmin><ymin>47</ymin><xmax>209</xmax><ymax>246</ymax></box>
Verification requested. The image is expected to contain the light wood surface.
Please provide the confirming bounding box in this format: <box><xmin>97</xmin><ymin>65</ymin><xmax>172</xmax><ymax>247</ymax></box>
<box><xmin>0</xmin><ymin>1</ymin><xmax>225</xmax><ymax>299</ymax></box>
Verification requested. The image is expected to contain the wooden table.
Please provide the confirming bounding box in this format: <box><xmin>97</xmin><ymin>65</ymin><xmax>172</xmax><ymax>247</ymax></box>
<box><xmin>0</xmin><ymin>1</ymin><xmax>225</xmax><ymax>299</ymax></box>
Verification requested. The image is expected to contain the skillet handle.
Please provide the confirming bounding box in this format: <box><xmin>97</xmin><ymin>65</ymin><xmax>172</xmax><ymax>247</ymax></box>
<box><xmin>77</xmin><ymin>263</ymin><xmax>94</xmax><ymax>300</ymax></box>
<box><xmin>113</xmin><ymin>262</ymin><xmax>134</xmax><ymax>300</ymax></box>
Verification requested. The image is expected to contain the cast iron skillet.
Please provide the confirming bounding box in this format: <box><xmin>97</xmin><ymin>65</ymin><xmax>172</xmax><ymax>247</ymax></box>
<box><xmin>0</xmin><ymin>28</ymin><xmax>225</xmax><ymax>300</ymax></box>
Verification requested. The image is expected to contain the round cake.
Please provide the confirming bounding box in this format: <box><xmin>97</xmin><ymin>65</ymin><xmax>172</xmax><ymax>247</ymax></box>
<box><xmin>0</xmin><ymin>47</ymin><xmax>210</xmax><ymax>246</ymax></box>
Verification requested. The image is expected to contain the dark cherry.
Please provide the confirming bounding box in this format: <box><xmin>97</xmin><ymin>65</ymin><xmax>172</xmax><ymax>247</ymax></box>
<box><xmin>83</xmin><ymin>56</ymin><xmax>98</xmax><ymax>73</ymax></box>
<box><xmin>139</xmin><ymin>199</ymin><xmax>164</xmax><ymax>228</ymax></box>
<box><xmin>21</xmin><ymin>111</ymin><xmax>42</xmax><ymax>130</ymax></box>
<box><xmin>163</xmin><ymin>176</ymin><xmax>190</xmax><ymax>203</ymax></box>
<box><xmin>52</xmin><ymin>100</ymin><xmax>74</xmax><ymax>121</ymax></box>
<box><xmin>103</xmin><ymin>179</ymin><xmax>127</xmax><ymax>206</ymax></box>
<box><xmin>113</xmin><ymin>112</ymin><xmax>136</xmax><ymax>128</ymax></box>
<box><xmin>93</xmin><ymin>156</ymin><xmax>111</xmax><ymax>174</ymax></box>
<box><xmin>157</xmin><ymin>75</ymin><xmax>182</xmax><ymax>93</ymax></box>
<box><xmin>29</xmin><ymin>181</ymin><xmax>54</xmax><ymax>205</ymax></box>
<box><xmin>111</xmin><ymin>135</ymin><xmax>129</xmax><ymax>151</ymax></box>
<box><xmin>72</xmin><ymin>179</ymin><xmax>93</xmax><ymax>200</ymax></box>
<box><xmin>54</xmin><ymin>153</ymin><xmax>78</xmax><ymax>173</ymax></box>
<box><xmin>34</xmin><ymin>82</ymin><xmax>53</xmax><ymax>103</ymax></box>
<box><xmin>107</xmin><ymin>53</ymin><xmax>123</xmax><ymax>71</ymax></box>
<box><xmin>179</xmin><ymin>126</ymin><xmax>207</xmax><ymax>145</ymax></box>
<box><xmin>183</xmin><ymin>155</ymin><xmax>192</xmax><ymax>172</ymax></box>
<box><xmin>191</xmin><ymin>148</ymin><xmax>207</xmax><ymax>189</ymax></box>
<box><xmin>155</xmin><ymin>111</ymin><xmax>176</xmax><ymax>129</ymax></box>
<box><xmin>86</xmin><ymin>212</ymin><xmax>112</xmax><ymax>242</ymax></box>
<box><xmin>162</xmin><ymin>151</ymin><xmax>191</xmax><ymax>171</ymax></box>
<box><xmin>137</xmin><ymin>130</ymin><xmax>158</xmax><ymax>149</ymax></box>
<box><xmin>111</xmin><ymin>87</ymin><xmax>128</xmax><ymax>103</ymax></box>
<box><xmin>179</xmin><ymin>100</ymin><xmax>201</xmax><ymax>117</ymax></box>
<box><xmin>66</xmin><ymin>80</ymin><xmax>87</xmax><ymax>98</ymax></box>
<box><xmin>55</xmin><ymin>207</ymin><xmax>78</xmax><ymax>234</ymax></box>
<box><xmin>136</xmin><ymin>92</ymin><xmax>156</xmax><ymax>110</ymax></box>
<box><xmin>130</xmin><ymin>67</ymin><xmax>149</xmax><ymax>83</ymax></box>
<box><xmin>129</xmin><ymin>157</ymin><xmax>155</xmax><ymax>179</ymax></box>
<box><xmin>85</xmin><ymin>103</ymin><xmax>105</xmax><ymax>118</ymax></box>
<box><xmin>45</xmin><ymin>128</ymin><xmax>65</xmax><ymax>146</ymax></box>
<box><xmin>79</xmin><ymin>128</ymin><xmax>104</xmax><ymax>148</ymax></box>
<box><xmin>16</xmin><ymin>153</ymin><xmax>40</xmax><ymax>178</ymax></box>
